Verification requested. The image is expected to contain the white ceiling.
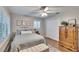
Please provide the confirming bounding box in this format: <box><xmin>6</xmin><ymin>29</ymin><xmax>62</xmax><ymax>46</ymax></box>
<box><xmin>6</xmin><ymin>6</ymin><xmax>79</xmax><ymax>17</ymax></box>
<box><xmin>6</xmin><ymin>6</ymin><xmax>62</xmax><ymax>17</ymax></box>
<box><xmin>7</xmin><ymin>6</ymin><xmax>40</xmax><ymax>15</ymax></box>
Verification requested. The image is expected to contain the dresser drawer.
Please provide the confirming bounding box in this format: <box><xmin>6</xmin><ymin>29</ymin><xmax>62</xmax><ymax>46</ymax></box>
<box><xmin>59</xmin><ymin>41</ymin><xmax>75</xmax><ymax>51</ymax></box>
<box><xmin>66</xmin><ymin>38</ymin><xmax>74</xmax><ymax>44</ymax></box>
<box><xmin>59</xmin><ymin>26</ymin><xmax>77</xmax><ymax>51</ymax></box>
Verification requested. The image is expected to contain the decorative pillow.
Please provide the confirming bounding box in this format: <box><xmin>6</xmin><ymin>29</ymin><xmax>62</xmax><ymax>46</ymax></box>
<box><xmin>21</xmin><ymin>31</ymin><xmax>32</xmax><ymax>34</ymax></box>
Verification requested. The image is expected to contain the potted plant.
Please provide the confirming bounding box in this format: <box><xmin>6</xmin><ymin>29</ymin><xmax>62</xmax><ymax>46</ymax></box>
<box><xmin>61</xmin><ymin>21</ymin><xmax>68</xmax><ymax>26</ymax></box>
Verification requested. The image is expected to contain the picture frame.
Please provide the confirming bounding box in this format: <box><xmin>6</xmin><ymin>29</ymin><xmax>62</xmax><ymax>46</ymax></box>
<box><xmin>68</xmin><ymin>18</ymin><xmax>76</xmax><ymax>26</ymax></box>
<box><xmin>16</xmin><ymin>20</ymin><xmax>22</xmax><ymax>26</ymax></box>
<box><xmin>22</xmin><ymin>21</ymin><xmax>32</xmax><ymax>26</ymax></box>
<box><xmin>22</xmin><ymin>20</ymin><xmax>26</xmax><ymax>26</ymax></box>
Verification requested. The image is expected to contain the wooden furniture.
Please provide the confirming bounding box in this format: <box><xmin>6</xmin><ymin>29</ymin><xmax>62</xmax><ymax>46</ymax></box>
<box><xmin>19</xmin><ymin>43</ymin><xmax>49</xmax><ymax>52</ymax></box>
<box><xmin>59</xmin><ymin>26</ymin><xmax>78</xmax><ymax>51</ymax></box>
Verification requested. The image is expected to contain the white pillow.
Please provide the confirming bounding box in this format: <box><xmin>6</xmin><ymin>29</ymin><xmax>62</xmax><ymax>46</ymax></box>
<box><xmin>21</xmin><ymin>31</ymin><xmax>32</xmax><ymax>34</ymax></box>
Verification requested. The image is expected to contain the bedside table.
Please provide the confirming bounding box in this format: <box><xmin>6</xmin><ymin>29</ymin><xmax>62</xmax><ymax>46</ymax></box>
<box><xmin>35</xmin><ymin>31</ymin><xmax>40</xmax><ymax>34</ymax></box>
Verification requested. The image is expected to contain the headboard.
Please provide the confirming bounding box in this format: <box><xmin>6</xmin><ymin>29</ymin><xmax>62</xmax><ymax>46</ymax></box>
<box><xmin>16</xmin><ymin>27</ymin><xmax>34</xmax><ymax>35</ymax></box>
<box><xmin>16</xmin><ymin>17</ymin><xmax>34</xmax><ymax>34</ymax></box>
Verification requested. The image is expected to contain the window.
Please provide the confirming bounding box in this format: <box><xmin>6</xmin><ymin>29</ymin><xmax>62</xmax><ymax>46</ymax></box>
<box><xmin>33</xmin><ymin>20</ymin><xmax>40</xmax><ymax>30</ymax></box>
<box><xmin>0</xmin><ymin>7</ymin><xmax>10</xmax><ymax>42</ymax></box>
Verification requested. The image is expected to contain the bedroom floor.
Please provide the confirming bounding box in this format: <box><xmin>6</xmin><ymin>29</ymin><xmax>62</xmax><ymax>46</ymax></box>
<box><xmin>8</xmin><ymin>36</ymin><xmax>72</xmax><ymax>52</ymax></box>
<box><xmin>8</xmin><ymin>38</ymin><xmax>71</xmax><ymax>52</ymax></box>
<box><xmin>46</xmin><ymin>38</ymin><xmax>72</xmax><ymax>52</ymax></box>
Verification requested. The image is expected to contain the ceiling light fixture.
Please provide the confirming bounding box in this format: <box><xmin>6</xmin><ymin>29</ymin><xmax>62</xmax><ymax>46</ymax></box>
<box><xmin>42</xmin><ymin>12</ymin><xmax>47</xmax><ymax>17</ymax></box>
<box><xmin>41</xmin><ymin>6</ymin><xmax>48</xmax><ymax>17</ymax></box>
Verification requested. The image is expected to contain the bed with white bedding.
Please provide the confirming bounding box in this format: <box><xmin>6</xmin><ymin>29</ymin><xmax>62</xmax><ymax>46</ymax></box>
<box><xmin>11</xmin><ymin>33</ymin><xmax>46</xmax><ymax>52</ymax></box>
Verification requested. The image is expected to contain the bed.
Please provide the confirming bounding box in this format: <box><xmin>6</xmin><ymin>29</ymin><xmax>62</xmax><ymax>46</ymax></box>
<box><xmin>11</xmin><ymin>33</ymin><xmax>46</xmax><ymax>52</ymax></box>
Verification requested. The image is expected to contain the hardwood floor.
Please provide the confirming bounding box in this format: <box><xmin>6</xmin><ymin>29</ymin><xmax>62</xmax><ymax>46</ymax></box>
<box><xmin>46</xmin><ymin>37</ymin><xmax>72</xmax><ymax>52</ymax></box>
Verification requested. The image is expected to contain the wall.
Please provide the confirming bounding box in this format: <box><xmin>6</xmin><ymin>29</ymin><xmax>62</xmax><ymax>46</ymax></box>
<box><xmin>11</xmin><ymin>14</ymin><xmax>46</xmax><ymax>36</ymax></box>
<box><xmin>34</xmin><ymin>17</ymin><xmax>46</xmax><ymax>36</ymax></box>
<box><xmin>11</xmin><ymin>14</ymin><xmax>34</xmax><ymax>33</ymax></box>
<box><xmin>45</xmin><ymin>7</ymin><xmax>79</xmax><ymax>41</ymax></box>
<box><xmin>45</xmin><ymin>17</ymin><xmax>60</xmax><ymax>41</ymax></box>
<box><xmin>40</xmin><ymin>18</ymin><xmax>46</xmax><ymax>36</ymax></box>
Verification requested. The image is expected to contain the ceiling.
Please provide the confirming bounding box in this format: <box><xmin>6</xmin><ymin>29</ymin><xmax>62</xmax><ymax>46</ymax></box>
<box><xmin>6</xmin><ymin>6</ymin><xmax>63</xmax><ymax>17</ymax></box>
<box><xmin>6</xmin><ymin>6</ymin><xmax>79</xmax><ymax>18</ymax></box>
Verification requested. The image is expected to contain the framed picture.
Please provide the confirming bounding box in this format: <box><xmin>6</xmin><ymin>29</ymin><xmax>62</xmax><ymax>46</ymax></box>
<box><xmin>22</xmin><ymin>21</ymin><xmax>26</xmax><ymax>26</ymax></box>
<box><xmin>16</xmin><ymin>20</ymin><xmax>22</xmax><ymax>26</ymax></box>
<box><xmin>22</xmin><ymin>21</ymin><xmax>32</xmax><ymax>26</ymax></box>
<box><xmin>68</xmin><ymin>18</ymin><xmax>76</xmax><ymax>26</ymax></box>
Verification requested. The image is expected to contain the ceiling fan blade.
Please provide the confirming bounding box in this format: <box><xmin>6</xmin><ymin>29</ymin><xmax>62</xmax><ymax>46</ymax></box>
<box><xmin>32</xmin><ymin>6</ymin><xmax>48</xmax><ymax>13</ymax></box>
<box><xmin>32</xmin><ymin>10</ymin><xmax>42</xmax><ymax>13</ymax></box>
<box><xmin>46</xmin><ymin>11</ymin><xmax>60</xmax><ymax>13</ymax></box>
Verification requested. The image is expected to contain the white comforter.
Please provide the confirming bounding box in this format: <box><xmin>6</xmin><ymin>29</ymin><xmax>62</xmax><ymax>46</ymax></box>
<box><xmin>11</xmin><ymin>34</ymin><xmax>45</xmax><ymax>52</ymax></box>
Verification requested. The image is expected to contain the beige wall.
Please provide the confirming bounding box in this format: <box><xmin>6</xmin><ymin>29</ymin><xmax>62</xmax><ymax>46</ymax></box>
<box><xmin>11</xmin><ymin>14</ymin><xmax>46</xmax><ymax>36</ymax></box>
<box><xmin>11</xmin><ymin>14</ymin><xmax>34</xmax><ymax>32</ymax></box>
<box><xmin>40</xmin><ymin>18</ymin><xmax>46</xmax><ymax>36</ymax></box>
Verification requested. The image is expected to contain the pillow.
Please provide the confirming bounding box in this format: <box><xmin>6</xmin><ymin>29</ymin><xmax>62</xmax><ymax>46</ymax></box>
<box><xmin>21</xmin><ymin>31</ymin><xmax>32</xmax><ymax>34</ymax></box>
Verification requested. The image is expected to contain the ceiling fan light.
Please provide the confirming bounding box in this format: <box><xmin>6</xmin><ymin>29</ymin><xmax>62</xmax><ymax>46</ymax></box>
<box><xmin>42</xmin><ymin>13</ymin><xmax>44</xmax><ymax>16</ymax></box>
<box><xmin>45</xmin><ymin>13</ymin><xmax>47</xmax><ymax>16</ymax></box>
<box><xmin>42</xmin><ymin>13</ymin><xmax>47</xmax><ymax>16</ymax></box>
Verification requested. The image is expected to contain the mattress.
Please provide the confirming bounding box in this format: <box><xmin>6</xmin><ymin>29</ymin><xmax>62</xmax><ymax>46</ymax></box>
<box><xmin>11</xmin><ymin>33</ymin><xmax>45</xmax><ymax>52</ymax></box>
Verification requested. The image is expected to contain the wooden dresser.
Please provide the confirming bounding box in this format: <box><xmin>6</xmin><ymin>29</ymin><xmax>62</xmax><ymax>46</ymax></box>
<box><xmin>59</xmin><ymin>26</ymin><xmax>78</xmax><ymax>51</ymax></box>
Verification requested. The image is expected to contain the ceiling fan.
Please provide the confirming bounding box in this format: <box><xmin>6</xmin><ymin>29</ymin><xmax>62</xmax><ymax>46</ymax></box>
<box><xmin>40</xmin><ymin>6</ymin><xmax>48</xmax><ymax>16</ymax></box>
<box><xmin>32</xmin><ymin>6</ymin><xmax>60</xmax><ymax>17</ymax></box>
